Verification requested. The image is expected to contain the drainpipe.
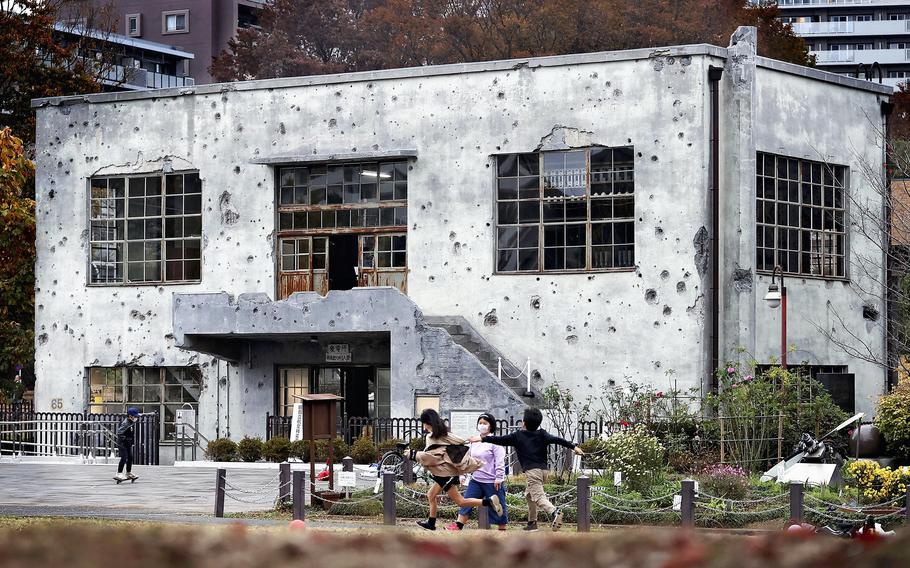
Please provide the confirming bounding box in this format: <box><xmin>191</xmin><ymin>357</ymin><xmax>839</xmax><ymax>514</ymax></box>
<box><xmin>708</xmin><ymin>66</ymin><xmax>724</xmax><ymax>394</ymax></box>
<box><xmin>882</xmin><ymin>99</ymin><xmax>894</xmax><ymax>394</ymax></box>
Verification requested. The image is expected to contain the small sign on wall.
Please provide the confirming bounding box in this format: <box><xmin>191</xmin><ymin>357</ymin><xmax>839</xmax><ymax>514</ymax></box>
<box><xmin>290</xmin><ymin>403</ymin><xmax>304</xmax><ymax>442</ymax></box>
<box><xmin>326</xmin><ymin>344</ymin><xmax>352</xmax><ymax>363</ymax></box>
<box><xmin>449</xmin><ymin>410</ymin><xmax>484</xmax><ymax>440</ymax></box>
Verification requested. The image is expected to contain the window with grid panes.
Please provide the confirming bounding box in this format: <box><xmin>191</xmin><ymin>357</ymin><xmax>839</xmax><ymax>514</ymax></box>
<box><xmin>89</xmin><ymin>366</ymin><xmax>201</xmax><ymax>440</ymax></box>
<box><xmin>756</xmin><ymin>153</ymin><xmax>847</xmax><ymax>278</ymax></box>
<box><xmin>495</xmin><ymin>147</ymin><xmax>634</xmax><ymax>273</ymax></box>
<box><xmin>277</xmin><ymin>161</ymin><xmax>408</xmax><ymax>232</ymax></box>
<box><xmin>89</xmin><ymin>172</ymin><xmax>202</xmax><ymax>284</ymax></box>
<box><xmin>361</xmin><ymin>234</ymin><xmax>406</xmax><ymax>269</ymax></box>
<box><xmin>279</xmin><ymin>236</ymin><xmax>328</xmax><ymax>271</ymax></box>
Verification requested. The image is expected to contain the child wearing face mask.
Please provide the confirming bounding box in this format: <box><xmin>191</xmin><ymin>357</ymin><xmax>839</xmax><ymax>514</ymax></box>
<box><xmin>446</xmin><ymin>413</ymin><xmax>508</xmax><ymax>531</ymax></box>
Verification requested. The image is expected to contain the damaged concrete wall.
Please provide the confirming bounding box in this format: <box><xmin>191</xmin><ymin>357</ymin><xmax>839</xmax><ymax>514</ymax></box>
<box><xmin>750</xmin><ymin>66</ymin><xmax>888</xmax><ymax>416</ymax></box>
<box><xmin>172</xmin><ymin>290</ymin><xmax>526</xmax><ymax>437</ymax></box>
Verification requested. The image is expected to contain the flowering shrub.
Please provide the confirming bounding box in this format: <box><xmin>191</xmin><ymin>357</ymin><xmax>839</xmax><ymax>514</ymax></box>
<box><xmin>698</xmin><ymin>464</ymin><xmax>749</xmax><ymax>500</ymax></box>
<box><xmin>600</xmin><ymin>424</ymin><xmax>665</xmax><ymax>491</ymax></box>
<box><xmin>876</xmin><ymin>382</ymin><xmax>910</xmax><ymax>460</ymax></box>
<box><xmin>843</xmin><ymin>459</ymin><xmax>910</xmax><ymax>503</ymax></box>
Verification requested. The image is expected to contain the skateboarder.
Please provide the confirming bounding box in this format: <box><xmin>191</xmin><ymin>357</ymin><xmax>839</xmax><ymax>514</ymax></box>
<box><xmin>114</xmin><ymin>408</ymin><xmax>140</xmax><ymax>483</ymax></box>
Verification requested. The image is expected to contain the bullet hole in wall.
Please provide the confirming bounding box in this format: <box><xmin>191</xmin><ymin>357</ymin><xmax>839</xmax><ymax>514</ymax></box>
<box><xmin>645</xmin><ymin>289</ymin><xmax>658</xmax><ymax>304</ymax></box>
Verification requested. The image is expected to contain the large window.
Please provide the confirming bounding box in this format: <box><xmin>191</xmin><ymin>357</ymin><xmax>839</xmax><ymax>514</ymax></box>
<box><xmin>495</xmin><ymin>147</ymin><xmax>634</xmax><ymax>273</ymax></box>
<box><xmin>89</xmin><ymin>366</ymin><xmax>201</xmax><ymax>440</ymax></box>
<box><xmin>163</xmin><ymin>10</ymin><xmax>188</xmax><ymax>33</ymax></box>
<box><xmin>756</xmin><ymin>153</ymin><xmax>847</xmax><ymax>278</ymax></box>
<box><xmin>89</xmin><ymin>172</ymin><xmax>202</xmax><ymax>285</ymax></box>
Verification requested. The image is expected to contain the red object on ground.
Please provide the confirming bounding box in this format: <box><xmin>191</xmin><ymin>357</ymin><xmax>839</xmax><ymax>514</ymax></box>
<box><xmin>289</xmin><ymin>519</ymin><xmax>306</xmax><ymax>530</ymax></box>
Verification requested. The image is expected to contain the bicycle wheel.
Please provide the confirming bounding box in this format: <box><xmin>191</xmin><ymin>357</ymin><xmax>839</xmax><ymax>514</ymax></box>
<box><xmin>378</xmin><ymin>451</ymin><xmax>405</xmax><ymax>481</ymax></box>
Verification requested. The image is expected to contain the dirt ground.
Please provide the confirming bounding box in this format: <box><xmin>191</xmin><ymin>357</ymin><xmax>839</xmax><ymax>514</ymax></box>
<box><xmin>0</xmin><ymin>518</ymin><xmax>908</xmax><ymax>568</ymax></box>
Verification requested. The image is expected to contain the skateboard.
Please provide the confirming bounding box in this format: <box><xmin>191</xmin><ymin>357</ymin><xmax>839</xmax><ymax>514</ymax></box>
<box><xmin>113</xmin><ymin>475</ymin><xmax>138</xmax><ymax>484</ymax></box>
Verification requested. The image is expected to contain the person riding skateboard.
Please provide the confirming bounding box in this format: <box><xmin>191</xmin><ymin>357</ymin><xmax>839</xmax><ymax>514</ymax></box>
<box><xmin>114</xmin><ymin>408</ymin><xmax>140</xmax><ymax>482</ymax></box>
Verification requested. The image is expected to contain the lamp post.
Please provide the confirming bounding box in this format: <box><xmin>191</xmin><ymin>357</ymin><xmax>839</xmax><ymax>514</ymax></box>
<box><xmin>763</xmin><ymin>265</ymin><xmax>787</xmax><ymax>369</ymax></box>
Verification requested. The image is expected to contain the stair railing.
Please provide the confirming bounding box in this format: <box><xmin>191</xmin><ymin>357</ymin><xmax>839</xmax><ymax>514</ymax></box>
<box><xmin>498</xmin><ymin>357</ymin><xmax>534</xmax><ymax>396</ymax></box>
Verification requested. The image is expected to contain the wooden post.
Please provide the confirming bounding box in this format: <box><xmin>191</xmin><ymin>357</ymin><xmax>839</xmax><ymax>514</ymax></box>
<box><xmin>577</xmin><ymin>475</ymin><xmax>591</xmax><ymax>533</ymax></box>
<box><xmin>382</xmin><ymin>471</ymin><xmax>396</xmax><ymax>525</ymax></box>
<box><xmin>681</xmin><ymin>479</ymin><xmax>695</xmax><ymax>528</ymax></box>
<box><xmin>789</xmin><ymin>482</ymin><xmax>804</xmax><ymax>524</ymax></box>
<box><xmin>309</xmin><ymin>439</ymin><xmax>317</xmax><ymax>502</ymax></box>
<box><xmin>328</xmin><ymin>444</ymin><xmax>335</xmax><ymax>491</ymax></box>
<box><xmin>478</xmin><ymin>501</ymin><xmax>490</xmax><ymax>529</ymax></box>
<box><xmin>402</xmin><ymin>453</ymin><xmax>414</xmax><ymax>485</ymax></box>
<box><xmin>777</xmin><ymin>412</ymin><xmax>784</xmax><ymax>462</ymax></box>
<box><xmin>292</xmin><ymin>470</ymin><xmax>305</xmax><ymax>521</ymax></box>
<box><xmin>279</xmin><ymin>462</ymin><xmax>291</xmax><ymax>503</ymax></box>
<box><xmin>214</xmin><ymin>468</ymin><xmax>226</xmax><ymax>518</ymax></box>
<box><xmin>719</xmin><ymin>417</ymin><xmax>725</xmax><ymax>463</ymax></box>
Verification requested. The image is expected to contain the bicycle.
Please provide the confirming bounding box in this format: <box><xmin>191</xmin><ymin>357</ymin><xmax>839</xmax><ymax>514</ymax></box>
<box><xmin>376</xmin><ymin>429</ymin><xmax>430</xmax><ymax>485</ymax></box>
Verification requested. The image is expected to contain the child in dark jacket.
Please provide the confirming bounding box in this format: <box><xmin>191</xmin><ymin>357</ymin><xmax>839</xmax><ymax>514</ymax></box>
<box><xmin>469</xmin><ymin>407</ymin><xmax>583</xmax><ymax>532</ymax></box>
<box><xmin>114</xmin><ymin>408</ymin><xmax>140</xmax><ymax>482</ymax></box>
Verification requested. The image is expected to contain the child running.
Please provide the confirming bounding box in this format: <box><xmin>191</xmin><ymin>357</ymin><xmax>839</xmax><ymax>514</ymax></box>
<box><xmin>446</xmin><ymin>412</ymin><xmax>508</xmax><ymax>531</ymax></box>
<box><xmin>414</xmin><ymin>409</ymin><xmax>504</xmax><ymax>531</ymax></box>
<box><xmin>470</xmin><ymin>407</ymin><xmax>583</xmax><ymax>532</ymax></box>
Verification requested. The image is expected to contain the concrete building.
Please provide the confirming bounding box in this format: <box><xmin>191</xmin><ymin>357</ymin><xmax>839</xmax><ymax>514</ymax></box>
<box><xmin>31</xmin><ymin>27</ymin><xmax>891</xmax><ymax>449</ymax></box>
<box><xmin>770</xmin><ymin>0</ymin><xmax>910</xmax><ymax>88</ymax></box>
<box><xmin>80</xmin><ymin>0</ymin><xmax>267</xmax><ymax>85</ymax></box>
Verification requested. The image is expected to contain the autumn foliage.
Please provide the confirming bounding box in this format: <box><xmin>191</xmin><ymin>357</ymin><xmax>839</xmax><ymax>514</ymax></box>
<box><xmin>211</xmin><ymin>0</ymin><xmax>813</xmax><ymax>82</ymax></box>
<box><xmin>0</xmin><ymin>128</ymin><xmax>35</xmax><ymax>400</ymax></box>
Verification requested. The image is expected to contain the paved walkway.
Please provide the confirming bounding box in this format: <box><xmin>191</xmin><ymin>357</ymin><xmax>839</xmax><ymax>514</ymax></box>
<box><xmin>0</xmin><ymin>462</ymin><xmax>375</xmax><ymax>516</ymax></box>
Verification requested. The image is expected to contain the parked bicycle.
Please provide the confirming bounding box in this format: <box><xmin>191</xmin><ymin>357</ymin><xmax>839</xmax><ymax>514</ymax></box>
<box><xmin>377</xmin><ymin>429</ymin><xmax>430</xmax><ymax>484</ymax></box>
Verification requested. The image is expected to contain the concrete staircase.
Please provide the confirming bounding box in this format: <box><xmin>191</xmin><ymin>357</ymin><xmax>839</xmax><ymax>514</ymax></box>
<box><xmin>423</xmin><ymin>316</ymin><xmax>542</xmax><ymax>405</ymax></box>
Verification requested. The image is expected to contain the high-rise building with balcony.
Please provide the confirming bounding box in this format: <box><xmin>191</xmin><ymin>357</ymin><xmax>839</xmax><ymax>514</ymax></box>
<box><xmin>770</xmin><ymin>0</ymin><xmax>910</xmax><ymax>88</ymax></box>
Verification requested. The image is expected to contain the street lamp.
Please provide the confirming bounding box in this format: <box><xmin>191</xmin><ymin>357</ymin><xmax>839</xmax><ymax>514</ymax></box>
<box><xmin>763</xmin><ymin>265</ymin><xmax>787</xmax><ymax>369</ymax></box>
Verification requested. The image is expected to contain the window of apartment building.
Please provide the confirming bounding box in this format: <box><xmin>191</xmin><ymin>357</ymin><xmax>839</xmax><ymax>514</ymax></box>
<box><xmin>89</xmin><ymin>366</ymin><xmax>201</xmax><ymax>440</ymax></box>
<box><xmin>829</xmin><ymin>16</ymin><xmax>849</xmax><ymax>22</ymax></box>
<box><xmin>495</xmin><ymin>147</ymin><xmax>634</xmax><ymax>273</ymax></box>
<box><xmin>89</xmin><ymin>172</ymin><xmax>202</xmax><ymax>285</ymax></box>
<box><xmin>889</xmin><ymin>43</ymin><xmax>909</xmax><ymax>50</ymax></box>
<box><xmin>854</xmin><ymin>15</ymin><xmax>873</xmax><ymax>22</ymax></box>
<box><xmin>126</xmin><ymin>13</ymin><xmax>141</xmax><ymax>37</ymax></box>
<box><xmin>163</xmin><ymin>10</ymin><xmax>189</xmax><ymax>34</ymax></box>
<box><xmin>889</xmin><ymin>70</ymin><xmax>909</xmax><ymax>78</ymax></box>
<box><xmin>889</xmin><ymin>14</ymin><xmax>910</xmax><ymax>21</ymax></box>
<box><xmin>238</xmin><ymin>4</ymin><xmax>262</xmax><ymax>29</ymax></box>
<box><xmin>756</xmin><ymin>153</ymin><xmax>847</xmax><ymax>279</ymax></box>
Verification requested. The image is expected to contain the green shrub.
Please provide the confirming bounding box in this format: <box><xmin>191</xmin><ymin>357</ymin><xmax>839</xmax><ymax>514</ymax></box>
<box><xmin>600</xmin><ymin>424</ymin><xmax>665</xmax><ymax>491</ymax></box>
<box><xmin>315</xmin><ymin>437</ymin><xmax>351</xmax><ymax>462</ymax></box>
<box><xmin>237</xmin><ymin>437</ymin><xmax>263</xmax><ymax>462</ymax></box>
<box><xmin>288</xmin><ymin>439</ymin><xmax>310</xmax><ymax>461</ymax></box>
<box><xmin>262</xmin><ymin>436</ymin><xmax>291</xmax><ymax>463</ymax></box>
<box><xmin>876</xmin><ymin>382</ymin><xmax>910</xmax><ymax>460</ymax></box>
<box><xmin>578</xmin><ymin>437</ymin><xmax>609</xmax><ymax>469</ymax></box>
<box><xmin>205</xmin><ymin>438</ymin><xmax>237</xmax><ymax>462</ymax></box>
<box><xmin>351</xmin><ymin>436</ymin><xmax>378</xmax><ymax>464</ymax></box>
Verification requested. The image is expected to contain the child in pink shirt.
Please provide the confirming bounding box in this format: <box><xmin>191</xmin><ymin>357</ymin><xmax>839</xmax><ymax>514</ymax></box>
<box><xmin>447</xmin><ymin>413</ymin><xmax>509</xmax><ymax>530</ymax></box>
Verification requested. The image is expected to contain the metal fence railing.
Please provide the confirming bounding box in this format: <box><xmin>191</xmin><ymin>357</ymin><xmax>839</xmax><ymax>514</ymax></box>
<box><xmin>0</xmin><ymin>411</ymin><xmax>159</xmax><ymax>465</ymax></box>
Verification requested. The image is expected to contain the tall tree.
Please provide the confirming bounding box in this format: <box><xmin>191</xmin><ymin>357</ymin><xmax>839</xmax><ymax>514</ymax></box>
<box><xmin>0</xmin><ymin>128</ymin><xmax>34</xmax><ymax>401</ymax></box>
<box><xmin>0</xmin><ymin>0</ymin><xmax>113</xmax><ymax>148</ymax></box>
<box><xmin>211</xmin><ymin>0</ymin><xmax>814</xmax><ymax>83</ymax></box>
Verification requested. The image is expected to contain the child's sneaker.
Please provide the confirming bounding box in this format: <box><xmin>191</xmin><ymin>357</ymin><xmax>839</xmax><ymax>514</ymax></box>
<box><xmin>444</xmin><ymin>522</ymin><xmax>462</xmax><ymax>531</ymax></box>
<box><xmin>113</xmin><ymin>473</ymin><xmax>127</xmax><ymax>482</ymax></box>
<box><xmin>126</xmin><ymin>473</ymin><xmax>138</xmax><ymax>480</ymax></box>
<box><xmin>416</xmin><ymin>519</ymin><xmax>436</xmax><ymax>531</ymax></box>
<box><xmin>550</xmin><ymin>508</ymin><xmax>564</xmax><ymax>531</ymax></box>
<box><xmin>487</xmin><ymin>494</ymin><xmax>504</xmax><ymax>517</ymax></box>
<box><xmin>522</xmin><ymin>521</ymin><xmax>539</xmax><ymax>532</ymax></box>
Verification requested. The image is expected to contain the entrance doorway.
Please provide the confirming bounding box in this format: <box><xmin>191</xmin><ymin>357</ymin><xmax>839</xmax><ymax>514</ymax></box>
<box><xmin>328</xmin><ymin>235</ymin><xmax>358</xmax><ymax>291</ymax></box>
<box><xmin>276</xmin><ymin>366</ymin><xmax>391</xmax><ymax>420</ymax></box>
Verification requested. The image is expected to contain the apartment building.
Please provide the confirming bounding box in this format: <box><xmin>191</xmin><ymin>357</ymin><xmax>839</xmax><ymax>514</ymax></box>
<box><xmin>774</xmin><ymin>0</ymin><xmax>910</xmax><ymax>87</ymax></box>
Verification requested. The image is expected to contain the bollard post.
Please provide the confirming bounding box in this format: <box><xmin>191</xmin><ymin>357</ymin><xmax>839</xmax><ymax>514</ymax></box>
<box><xmin>478</xmin><ymin>501</ymin><xmax>490</xmax><ymax>529</ymax></box>
<box><xmin>279</xmin><ymin>462</ymin><xmax>291</xmax><ymax>504</ymax></box>
<box><xmin>342</xmin><ymin>456</ymin><xmax>354</xmax><ymax>498</ymax></box>
<box><xmin>402</xmin><ymin>454</ymin><xmax>415</xmax><ymax>485</ymax></box>
<box><xmin>383</xmin><ymin>471</ymin><xmax>396</xmax><ymax>525</ymax></box>
<box><xmin>789</xmin><ymin>482</ymin><xmax>804</xmax><ymax>524</ymax></box>
<box><xmin>577</xmin><ymin>475</ymin><xmax>591</xmax><ymax>533</ymax></box>
<box><xmin>214</xmin><ymin>468</ymin><xmax>226</xmax><ymax>518</ymax></box>
<box><xmin>293</xmin><ymin>470</ymin><xmax>305</xmax><ymax>521</ymax></box>
<box><xmin>681</xmin><ymin>479</ymin><xmax>695</xmax><ymax>528</ymax></box>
